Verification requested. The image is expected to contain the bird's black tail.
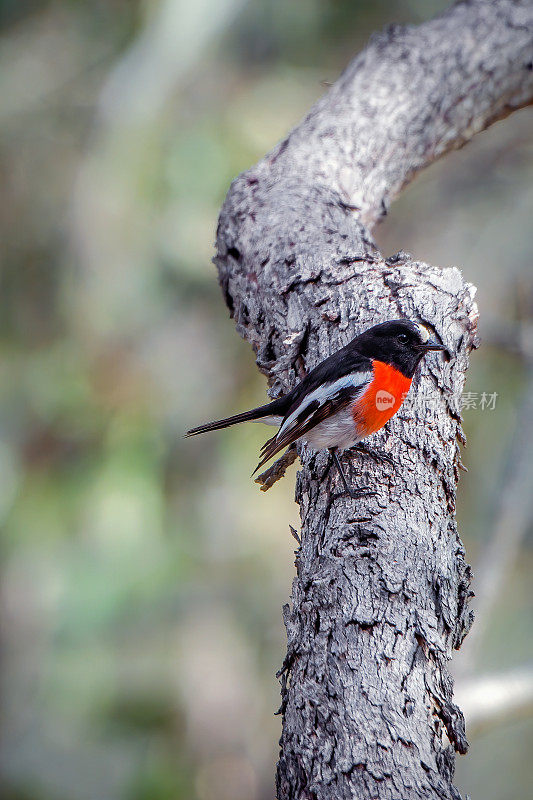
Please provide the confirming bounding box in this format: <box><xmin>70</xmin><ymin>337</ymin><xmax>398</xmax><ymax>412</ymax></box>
<box><xmin>184</xmin><ymin>399</ymin><xmax>284</xmax><ymax>438</ymax></box>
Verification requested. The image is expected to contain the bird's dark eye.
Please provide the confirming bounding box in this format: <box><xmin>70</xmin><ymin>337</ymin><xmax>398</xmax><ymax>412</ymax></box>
<box><xmin>397</xmin><ymin>333</ymin><xmax>409</xmax><ymax>344</ymax></box>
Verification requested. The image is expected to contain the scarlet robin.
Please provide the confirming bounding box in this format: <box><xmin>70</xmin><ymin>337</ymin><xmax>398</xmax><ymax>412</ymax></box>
<box><xmin>185</xmin><ymin>319</ymin><xmax>447</xmax><ymax>497</ymax></box>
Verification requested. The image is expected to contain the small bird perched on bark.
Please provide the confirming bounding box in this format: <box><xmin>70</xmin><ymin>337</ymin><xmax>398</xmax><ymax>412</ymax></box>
<box><xmin>185</xmin><ymin>319</ymin><xmax>446</xmax><ymax>497</ymax></box>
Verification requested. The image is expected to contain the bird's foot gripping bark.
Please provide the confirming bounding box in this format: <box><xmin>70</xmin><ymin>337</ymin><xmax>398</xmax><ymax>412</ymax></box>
<box><xmin>329</xmin><ymin>448</ymin><xmax>376</xmax><ymax>500</ymax></box>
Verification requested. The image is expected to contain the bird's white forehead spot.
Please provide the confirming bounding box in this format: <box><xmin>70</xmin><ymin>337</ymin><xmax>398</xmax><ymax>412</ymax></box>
<box><xmin>413</xmin><ymin>322</ymin><xmax>430</xmax><ymax>343</ymax></box>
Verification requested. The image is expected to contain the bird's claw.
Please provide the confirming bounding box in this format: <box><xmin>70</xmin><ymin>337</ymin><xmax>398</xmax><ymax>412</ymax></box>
<box><xmin>347</xmin><ymin>487</ymin><xmax>376</xmax><ymax>500</ymax></box>
<box><xmin>332</xmin><ymin>486</ymin><xmax>376</xmax><ymax>501</ymax></box>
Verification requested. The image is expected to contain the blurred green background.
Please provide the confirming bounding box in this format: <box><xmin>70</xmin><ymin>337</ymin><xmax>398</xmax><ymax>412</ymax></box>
<box><xmin>0</xmin><ymin>2</ymin><xmax>532</xmax><ymax>799</ymax></box>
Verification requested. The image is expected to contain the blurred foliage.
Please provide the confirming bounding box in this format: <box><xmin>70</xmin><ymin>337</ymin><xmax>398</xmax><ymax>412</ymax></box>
<box><xmin>0</xmin><ymin>1</ymin><xmax>531</xmax><ymax>799</ymax></box>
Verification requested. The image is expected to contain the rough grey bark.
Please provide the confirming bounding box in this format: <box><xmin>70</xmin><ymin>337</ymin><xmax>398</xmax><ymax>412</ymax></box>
<box><xmin>213</xmin><ymin>2</ymin><xmax>533</xmax><ymax>799</ymax></box>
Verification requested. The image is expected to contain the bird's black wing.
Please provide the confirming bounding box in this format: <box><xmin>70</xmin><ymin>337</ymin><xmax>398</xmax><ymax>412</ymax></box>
<box><xmin>284</xmin><ymin>341</ymin><xmax>371</xmax><ymax>402</ymax></box>
<box><xmin>253</xmin><ymin>373</ymin><xmax>371</xmax><ymax>473</ymax></box>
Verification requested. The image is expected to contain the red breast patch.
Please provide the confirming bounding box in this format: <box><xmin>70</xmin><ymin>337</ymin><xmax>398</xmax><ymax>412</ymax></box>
<box><xmin>352</xmin><ymin>360</ymin><xmax>412</xmax><ymax>439</ymax></box>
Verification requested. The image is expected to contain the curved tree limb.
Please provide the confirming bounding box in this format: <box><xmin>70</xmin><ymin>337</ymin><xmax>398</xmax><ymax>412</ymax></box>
<box><xmin>213</xmin><ymin>2</ymin><xmax>533</xmax><ymax>798</ymax></box>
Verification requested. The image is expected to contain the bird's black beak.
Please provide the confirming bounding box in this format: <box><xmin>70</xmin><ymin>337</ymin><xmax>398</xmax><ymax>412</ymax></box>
<box><xmin>421</xmin><ymin>335</ymin><xmax>447</xmax><ymax>353</ymax></box>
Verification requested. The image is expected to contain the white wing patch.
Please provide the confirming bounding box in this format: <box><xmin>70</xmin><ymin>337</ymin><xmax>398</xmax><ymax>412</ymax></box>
<box><xmin>277</xmin><ymin>371</ymin><xmax>371</xmax><ymax>440</ymax></box>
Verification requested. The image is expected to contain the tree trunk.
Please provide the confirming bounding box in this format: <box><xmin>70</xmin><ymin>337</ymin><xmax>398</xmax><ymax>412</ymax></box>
<box><xmin>214</xmin><ymin>1</ymin><xmax>533</xmax><ymax>798</ymax></box>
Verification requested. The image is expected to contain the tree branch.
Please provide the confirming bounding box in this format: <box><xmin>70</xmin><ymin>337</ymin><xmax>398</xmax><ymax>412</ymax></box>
<box><xmin>213</xmin><ymin>2</ymin><xmax>533</xmax><ymax>798</ymax></box>
<box><xmin>455</xmin><ymin>667</ymin><xmax>533</xmax><ymax>736</ymax></box>
<box><xmin>222</xmin><ymin>0</ymin><xmax>533</xmax><ymax>233</ymax></box>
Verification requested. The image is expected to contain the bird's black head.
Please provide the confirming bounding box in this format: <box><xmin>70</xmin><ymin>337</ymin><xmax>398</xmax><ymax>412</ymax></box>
<box><xmin>354</xmin><ymin>319</ymin><xmax>446</xmax><ymax>377</ymax></box>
